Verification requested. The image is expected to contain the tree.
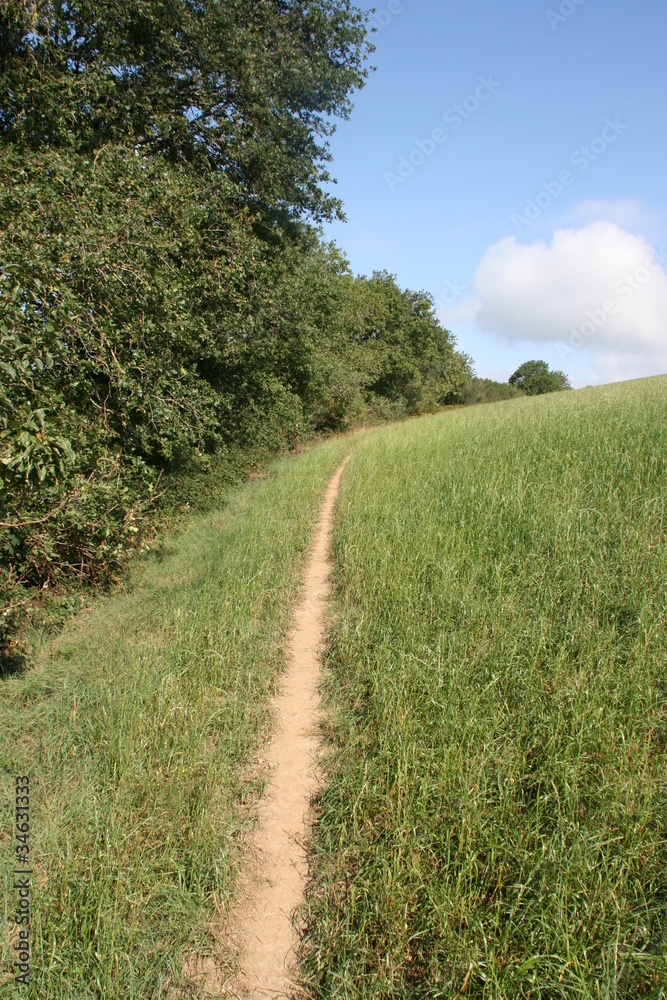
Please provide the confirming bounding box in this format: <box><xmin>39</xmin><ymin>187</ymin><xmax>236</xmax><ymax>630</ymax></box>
<box><xmin>340</xmin><ymin>272</ymin><xmax>471</xmax><ymax>414</ymax></box>
<box><xmin>509</xmin><ymin>360</ymin><xmax>572</xmax><ymax>396</ymax></box>
<box><xmin>0</xmin><ymin>0</ymin><xmax>372</xmax><ymax>224</ymax></box>
<box><xmin>462</xmin><ymin>378</ymin><xmax>521</xmax><ymax>405</ymax></box>
<box><xmin>0</xmin><ymin>1</ymin><xmax>477</xmax><ymax>657</ymax></box>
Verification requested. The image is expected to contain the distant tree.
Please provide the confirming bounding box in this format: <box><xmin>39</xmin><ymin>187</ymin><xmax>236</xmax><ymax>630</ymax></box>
<box><xmin>509</xmin><ymin>360</ymin><xmax>572</xmax><ymax>395</ymax></box>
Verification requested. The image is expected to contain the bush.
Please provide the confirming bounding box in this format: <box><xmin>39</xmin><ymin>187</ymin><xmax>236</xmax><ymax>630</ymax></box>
<box><xmin>462</xmin><ymin>378</ymin><xmax>522</xmax><ymax>405</ymax></box>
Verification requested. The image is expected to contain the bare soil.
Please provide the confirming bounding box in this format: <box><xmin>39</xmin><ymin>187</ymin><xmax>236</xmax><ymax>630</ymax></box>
<box><xmin>224</xmin><ymin>457</ymin><xmax>349</xmax><ymax>998</ymax></box>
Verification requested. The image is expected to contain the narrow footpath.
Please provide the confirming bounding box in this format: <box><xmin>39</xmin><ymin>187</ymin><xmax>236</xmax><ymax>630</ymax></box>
<box><xmin>230</xmin><ymin>456</ymin><xmax>350</xmax><ymax>998</ymax></box>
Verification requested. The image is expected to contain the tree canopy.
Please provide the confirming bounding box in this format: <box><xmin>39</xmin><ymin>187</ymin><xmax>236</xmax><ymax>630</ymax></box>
<box><xmin>509</xmin><ymin>360</ymin><xmax>572</xmax><ymax>396</ymax></box>
<box><xmin>1</xmin><ymin>0</ymin><xmax>371</xmax><ymax>223</ymax></box>
<box><xmin>0</xmin><ymin>0</ymin><xmax>472</xmax><ymax>654</ymax></box>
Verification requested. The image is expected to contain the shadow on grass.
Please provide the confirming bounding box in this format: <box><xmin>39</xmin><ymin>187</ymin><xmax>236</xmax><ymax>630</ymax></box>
<box><xmin>0</xmin><ymin>649</ymin><xmax>27</xmax><ymax>680</ymax></box>
<box><xmin>146</xmin><ymin>541</ymin><xmax>177</xmax><ymax>564</ymax></box>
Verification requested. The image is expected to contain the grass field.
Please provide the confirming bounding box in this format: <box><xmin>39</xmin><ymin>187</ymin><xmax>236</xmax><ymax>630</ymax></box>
<box><xmin>302</xmin><ymin>378</ymin><xmax>667</xmax><ymax>998</ymax></box>
<box><xmin>3</xmin><ymin>377</ymin><xmax>667</xmax><ymax>999</ymax></box>
<box><xmin>0</xmin><ymin>436</ymin><xmax>351</xmax><ymax>998</ymax></box>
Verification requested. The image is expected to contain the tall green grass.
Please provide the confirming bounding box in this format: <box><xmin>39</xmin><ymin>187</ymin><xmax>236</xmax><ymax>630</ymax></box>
<box><xmin>303</xmin><ymin>378</ymin><xmax>667</xmax><ymax>998</ymax></box>
<box><xmin>0</xmin><ymin>436</ymin><xmax>351</xmax><ymax>998</ymax></box>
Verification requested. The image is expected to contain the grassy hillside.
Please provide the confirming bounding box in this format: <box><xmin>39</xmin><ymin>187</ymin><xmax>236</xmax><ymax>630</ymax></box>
<box><xmin>0</xmin><ymin>436</ymin><xmax>351</xmax><ymax>998</ymax></box>
<box><xmin>302</xmin><ymin>377</ymin><xmax>667</xmax><ymax>998</ymax></box>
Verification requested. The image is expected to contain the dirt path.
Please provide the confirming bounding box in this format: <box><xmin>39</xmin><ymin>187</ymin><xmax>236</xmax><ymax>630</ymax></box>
<box><xmin>230</xmin><ymin>457</ymin><xmax>350</xmax><ymax>998</ymax></box>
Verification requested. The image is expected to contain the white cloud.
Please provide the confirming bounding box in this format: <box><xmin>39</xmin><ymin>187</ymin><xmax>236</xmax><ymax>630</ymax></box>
<box><xmin>579</xmin><ymin>348</ymin><xmax>667</xmax><ymax>384</ymax></box>
<box><xmin>469</xmin><ymin>223</ymin><xmax>667</xmax><ymax>379</ymax></box>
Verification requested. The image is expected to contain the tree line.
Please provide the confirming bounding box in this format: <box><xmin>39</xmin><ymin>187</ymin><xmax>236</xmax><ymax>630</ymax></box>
<box><xmin>0</xmin><ymin>1</ymin><xmax>472</xmax><ymax>654</ymax></box>
<box><xmin>464</xmin><ymin>361</ymin><xmax>572</xmax><ymax>404</ymax></box>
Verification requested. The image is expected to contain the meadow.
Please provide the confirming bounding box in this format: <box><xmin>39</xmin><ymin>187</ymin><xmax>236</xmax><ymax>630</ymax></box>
<box><xmin>302</xmin><ymin>377</ymin><xmax>667</xmax><ymax>998</ymax></box>
<box><xmin>0</xmin><ymin>436</ymin><xmax>351</xmax><ymax>998</ymax></box>
<box><xmin>3</xmin><ymin>377</ymin><xmax>667</xmax><ymax>999</ymax></box>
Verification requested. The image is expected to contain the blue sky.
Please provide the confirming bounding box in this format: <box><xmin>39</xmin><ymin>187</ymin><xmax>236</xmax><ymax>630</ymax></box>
<box><xmin>321</xmin><ymin>0</ymin><xmax>667</xmax><ymax>387</ymax></box>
